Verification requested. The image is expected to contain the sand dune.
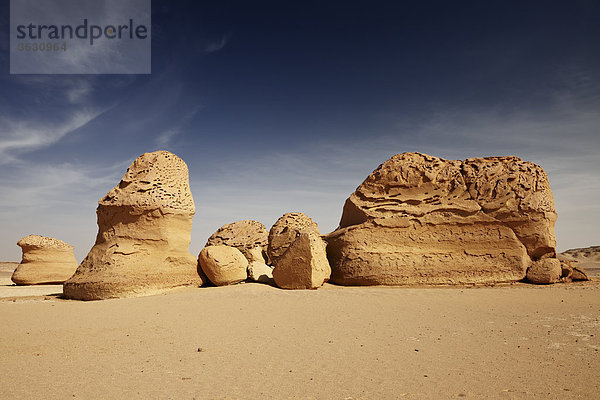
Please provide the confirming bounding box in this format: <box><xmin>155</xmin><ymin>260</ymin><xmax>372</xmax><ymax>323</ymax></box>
<box><xmin>0</xmin><ymin>278</ymin><xmax>598</xmax><ymax>399</ymax></box>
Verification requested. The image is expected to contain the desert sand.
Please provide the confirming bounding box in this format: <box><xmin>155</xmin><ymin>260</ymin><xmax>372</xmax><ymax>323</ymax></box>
<box><xmin>1</xmin><ymin>260</ymin><xmax>599</xmax><ymax>399</ymax></box>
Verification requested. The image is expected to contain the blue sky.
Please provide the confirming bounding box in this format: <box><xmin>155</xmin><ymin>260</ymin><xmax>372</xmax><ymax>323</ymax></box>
<box><xmin>1</xmin><ymin>0</ymin><xmax>599</xmax><ymax>261</ymax></box>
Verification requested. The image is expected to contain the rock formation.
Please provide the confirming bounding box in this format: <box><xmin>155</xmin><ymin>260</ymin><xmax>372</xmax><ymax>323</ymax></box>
<box><xmin>526</xmin><ymin>259</ymin><xmax>562</xmax><ymax>284</ymax></box>
<box><xmin>461</xmin><ymin>157</ymin><xmax>557</xmax><ymax>259</ymax></box>
<box><xmin>243</xmin><ymin>246</ymin><xmax>273</xmax><ymax>284</ymax></box>
<box><xmin>206</xmin><ymin>220</ymin><xmax>269</xmax><ymax>263</ymax></box>
<box><xmin>198</xmin><ymin>245</ymin><xmax>248</xmax><ymax>286</ymax></box>
<box><xmin>267</xmin><ymin>212</ymin><xmax>320</xmax><ymax>265</ymax></box>
<box><xmin>558</xmin><ymin>246</ymin><xmax>597</xmax><ymax>279</ymax></box>
<box><xmin>559</xmin><ymin>260</ymin><xmax>590</xmax><ymax>282</ymax></box>
<box><xmin>63</xmin><ymin>151</ymin><xmax>203</xmax><ymax>300</ymax></box>
<box><xmin>248</xmin><ymin>261</ymin><xmax>274</xmax><ymax>284</ymax></box>
<box><xmin>325</xmin><ymin>152</ymin><xmax>559</xmax><ymax>285</ymax></box>
<box><xmin>11</xmin><ymin>235</ymin><xmax>78</xmax><ymax>285</ymax></box>
<box><xmin>246</xmin><ymin>246</ymin><xmax>267</xmax><ymax>264</ymax></box>
<box><xmin>272</xmin><ymin>231</ymin><xmax>331</xmax><ymax>289</ymax></box>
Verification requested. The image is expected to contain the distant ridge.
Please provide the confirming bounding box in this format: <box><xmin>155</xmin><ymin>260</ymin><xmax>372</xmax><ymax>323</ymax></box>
<box><xmin>559</xmin><ymin>246</ymin><xmax>600</xmax><ymax>277</ymax></box>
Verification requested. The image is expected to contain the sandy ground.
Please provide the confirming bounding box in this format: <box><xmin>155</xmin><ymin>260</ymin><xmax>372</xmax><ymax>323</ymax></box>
<box><xmin>0</xmin><ymin>262</ymin><xmax>64</xmax><ymax>298</ymax></box>
<box><xmin>0</xmin><ymin>273</ymin><xmax>598</xmax><ymax>399</ymax></box>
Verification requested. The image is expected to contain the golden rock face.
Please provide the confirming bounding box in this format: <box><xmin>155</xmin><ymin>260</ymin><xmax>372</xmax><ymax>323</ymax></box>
<box><xmin>12</xmin><ymin>235</ymin><xmax>78</xmax><ymax>285</ymax></box>
<box><xmin>206</xmin><ymin>220</ymin><xmax>269</xmax><ymax>262</ymax></box>
<box><xmin>326</xmin><ymin>152</ymin><xmax>558</xmax><ymax>286</ymax></box>
<box><xmin>198</xmin><ymin>245</ymin><xmax>248</xmax><ymax>286</ymax></box>
<box><xmin>272</xmin><ymin>231</ymin><xmax>330</xmax><ymax>290</ymax></box>
<box><xmin>267</xmin><ymin>212</ymin><xmax>320</xmax><ymax>265</ymax></box>
<box><xmin>63</xmin><ymin>151</ymin><xmax>203</xmax><ymax>300</ymax></box>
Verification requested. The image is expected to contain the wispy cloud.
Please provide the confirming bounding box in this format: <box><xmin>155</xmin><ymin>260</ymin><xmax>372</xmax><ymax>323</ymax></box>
<box><xmin>66</xmin><ymin>79</ymin><xmax>94</xmax><ymax>104</ymax></box>
<box><xmin>9</xmin><ymin>76</ymin><xmax>97</xmax><ymax>105</ymax></box>
<box><xmin>0</xmin><ymin>109</ymin><xmax>104</xmax><ymax>164</ymax></box>
<box><xmin>204</xmin><ymin>35</ymin><xmax>229</xmax><ymax>53</ymax></box>
<box><xmin>0</xmin><ymin>159</ymin><xmax>128</xmax><ymax>210</ymax></box>
<box><xmin>154</xmin><ymin>104</ymin><xmax>203</xmax><ymax>147</ymax></box>
<box><xmin>0</xmin><ymin>157</ymin><xmax>133</xmax><ymax>260</ymax></box>
<box><xmin>156</xmin><ymin>128</ymin><xmax>179</xmax><ymax>147</ymax></box>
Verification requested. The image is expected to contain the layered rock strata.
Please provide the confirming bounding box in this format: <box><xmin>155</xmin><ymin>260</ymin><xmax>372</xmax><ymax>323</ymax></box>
<box><xmin>325</xmin><ymin>152</ymin><xmax>558</xmax><ymax>285</ymax></box>
<box><xmin>64</xmin><ymin>151</ymin><xmax>203</xmax><ymax>300</ymax></box>
<box><xmin>12</xmin><ymin>235</ymin><xmax>78</xmax><ymax>285</ymax></box>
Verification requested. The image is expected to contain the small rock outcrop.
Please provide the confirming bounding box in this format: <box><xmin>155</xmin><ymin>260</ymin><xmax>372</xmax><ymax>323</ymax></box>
<box><xmin>267</xmin><ymin>212</ymin><xmax>320</xmax><ymax>265</ymax></box>
<box><xmin>246</xmin><ymin>246</ymin><xmax>268</xmax><ymax>264</ymax></box>
<box><xmin>11</xmin><ymin>235</ymin><xmax>78</xmax><ymax>285</ymax></box>
<box><xmin>63</xmin><ymin>151</ymin><xmax>204</xmax><ymax>300</ymax></box>
<box><xmin>273</xmin><ymin>231</ymin><xmax>330</xmax><ymax>289</ymax></box>
<box><xmin>559</xmin><ymin>259</ymin><xmax>590</xmax><ymax>282</ymax></box>
<box><xmin>245</xmin><ymin>246</ymin><xmax>273</xmax><ymax>284</ymax></box>
<box><xmin>206</xmin><ymin>220</ymin><xmax>269</xmax><ymax>263</ymax></box>
<box><xmin>248</xmin><ymin>261</ymin><xmax>274</xmax><ymax>284</ymax></box>
<box><xmin>198</xmin><ymin>245</ymin><xmax>248</xmax><ymax>286</ymax></box>
<box><xmin>325</xmin><ymin>152</ymin><xmax>558</xmax><ymax>285</ymax></box>
<box><xmin>526</xmin><ymin>258</ymin><xmax>562</xmax><ymax>284</ymax></box>
<box><xmin>558</xmin><ymin>246</ymin><xmax>597</xmax><ymax>280</ymax></box>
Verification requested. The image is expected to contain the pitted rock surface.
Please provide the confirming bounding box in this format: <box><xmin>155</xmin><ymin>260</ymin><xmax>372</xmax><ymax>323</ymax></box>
<box><xmin>326</xmin><ymin>152</ymin><xmax>558</xmax><ymax>286</ymax></box>
<box><xmin>206</xmin><ymin>220</ymin><xmax>268</xmax><ymax>262</ymax></box>
<box><xmin>63</xmin><ymin>151</ymin><xmax>203</xmax><ymax>300</ymax></box>
<box><xmin>267</xmin><ymin>212</ymin><xmax>320</xmax><ymax>265</ymax></box>
<box><xmin>273</xmin><ymin>231</ymin><xmax>330</xmax><ymax>290</ymax></box>
<box><xmin>12</xmin><ymin>235</ymin><xmax>78</xmax><ymax>285</ymax></box>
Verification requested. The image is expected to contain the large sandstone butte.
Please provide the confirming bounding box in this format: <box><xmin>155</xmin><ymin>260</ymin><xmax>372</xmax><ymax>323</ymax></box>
<box><xmin>63</xmin><ymin>151</ymin><xmax>203</xmax><ymax>300</ymax></box>
<box><xmin>12</xmin><ymin>235</ymin><xmax>78</xmax><ymax>285</ymax></box>
<box><xmin>325</xmin><ymin>152</ymin><xmax>558</xmax><ymax>285</ymax></box>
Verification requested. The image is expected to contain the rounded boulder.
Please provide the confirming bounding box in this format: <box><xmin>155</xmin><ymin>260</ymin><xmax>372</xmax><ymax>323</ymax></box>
<box><xmin>198</xmin><ymin>245</ymin><xmax>248</xmax><ymax>286</ymax></box>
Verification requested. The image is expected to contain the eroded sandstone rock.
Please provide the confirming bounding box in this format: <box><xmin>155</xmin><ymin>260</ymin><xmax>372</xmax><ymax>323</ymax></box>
<box><xmin>198</xmin><ymin>245</ymin><xmax>248</xmax><ymax>286</ymax></box>
<box><xmin>248</xmin><ymin>261</ymin><xmax>274</xmax><ymax>284</ymax></box>
<box><xmin>570</xmin><ymin>266</ymin><xmax>590</xmax><ymax>281</ymax></box>
<box><xmin>63</xmin><ymin>151</ymin><xmax>203</xmax><ymax>300</ymax></box>
<box><xmin>326</xmin><ymin>152</ymin><xmax>557</xmax><ymax>285</ymax></box>
<box><xmin>267</xmin><ymin>212</ymin><xmax>320</xmax><ymax>265</ymax></box>
<box><xmin>526</xmin><ymin>258</ymin><xmax>562</xmax><ymax>284</ymax></box>
<box><xmin>12</xmin><ymin>235</ymin><xmax>78</xmax><ymax>285</ymax></box>
<box><xmin>206</xmin><ymin>220</ymin><xmax>268</xmax><ymax>263</ymax></box>
<box><xmin>558</xmin><ymin>247</ymin><xmax>595</xmax><ymax>281</ymax></box>
<box><xmin>247</xmin><ymin>246</ymin><xmax>268</xmax><ymax>264</ymax></box>
<box><xmin>273</xmin><ymin>232</ymin><xmax>330</xmax><ymax>289</ymax></box>
<box><xmin>559</xmin><ymin>259</ymin><xmax>590</xmax><ymax>282</ymax></box>
<box><xmin>461</xmin><ymin>157</ymin><xmax>557</xmax><ymax>259</ymax></box>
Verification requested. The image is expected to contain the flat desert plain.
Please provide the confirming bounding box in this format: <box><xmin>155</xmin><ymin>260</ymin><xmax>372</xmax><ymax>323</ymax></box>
<box><xmin>0</xmin><ymin>262</ymin><xmax>599</xmax><ymax>399</ymax></box>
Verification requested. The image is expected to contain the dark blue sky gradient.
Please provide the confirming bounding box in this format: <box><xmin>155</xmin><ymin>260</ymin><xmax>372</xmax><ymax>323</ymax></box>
<box><xmin>1</xmin><ymin>0</ymin><xmax>599</xmax><ymax>260</ymax></box>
